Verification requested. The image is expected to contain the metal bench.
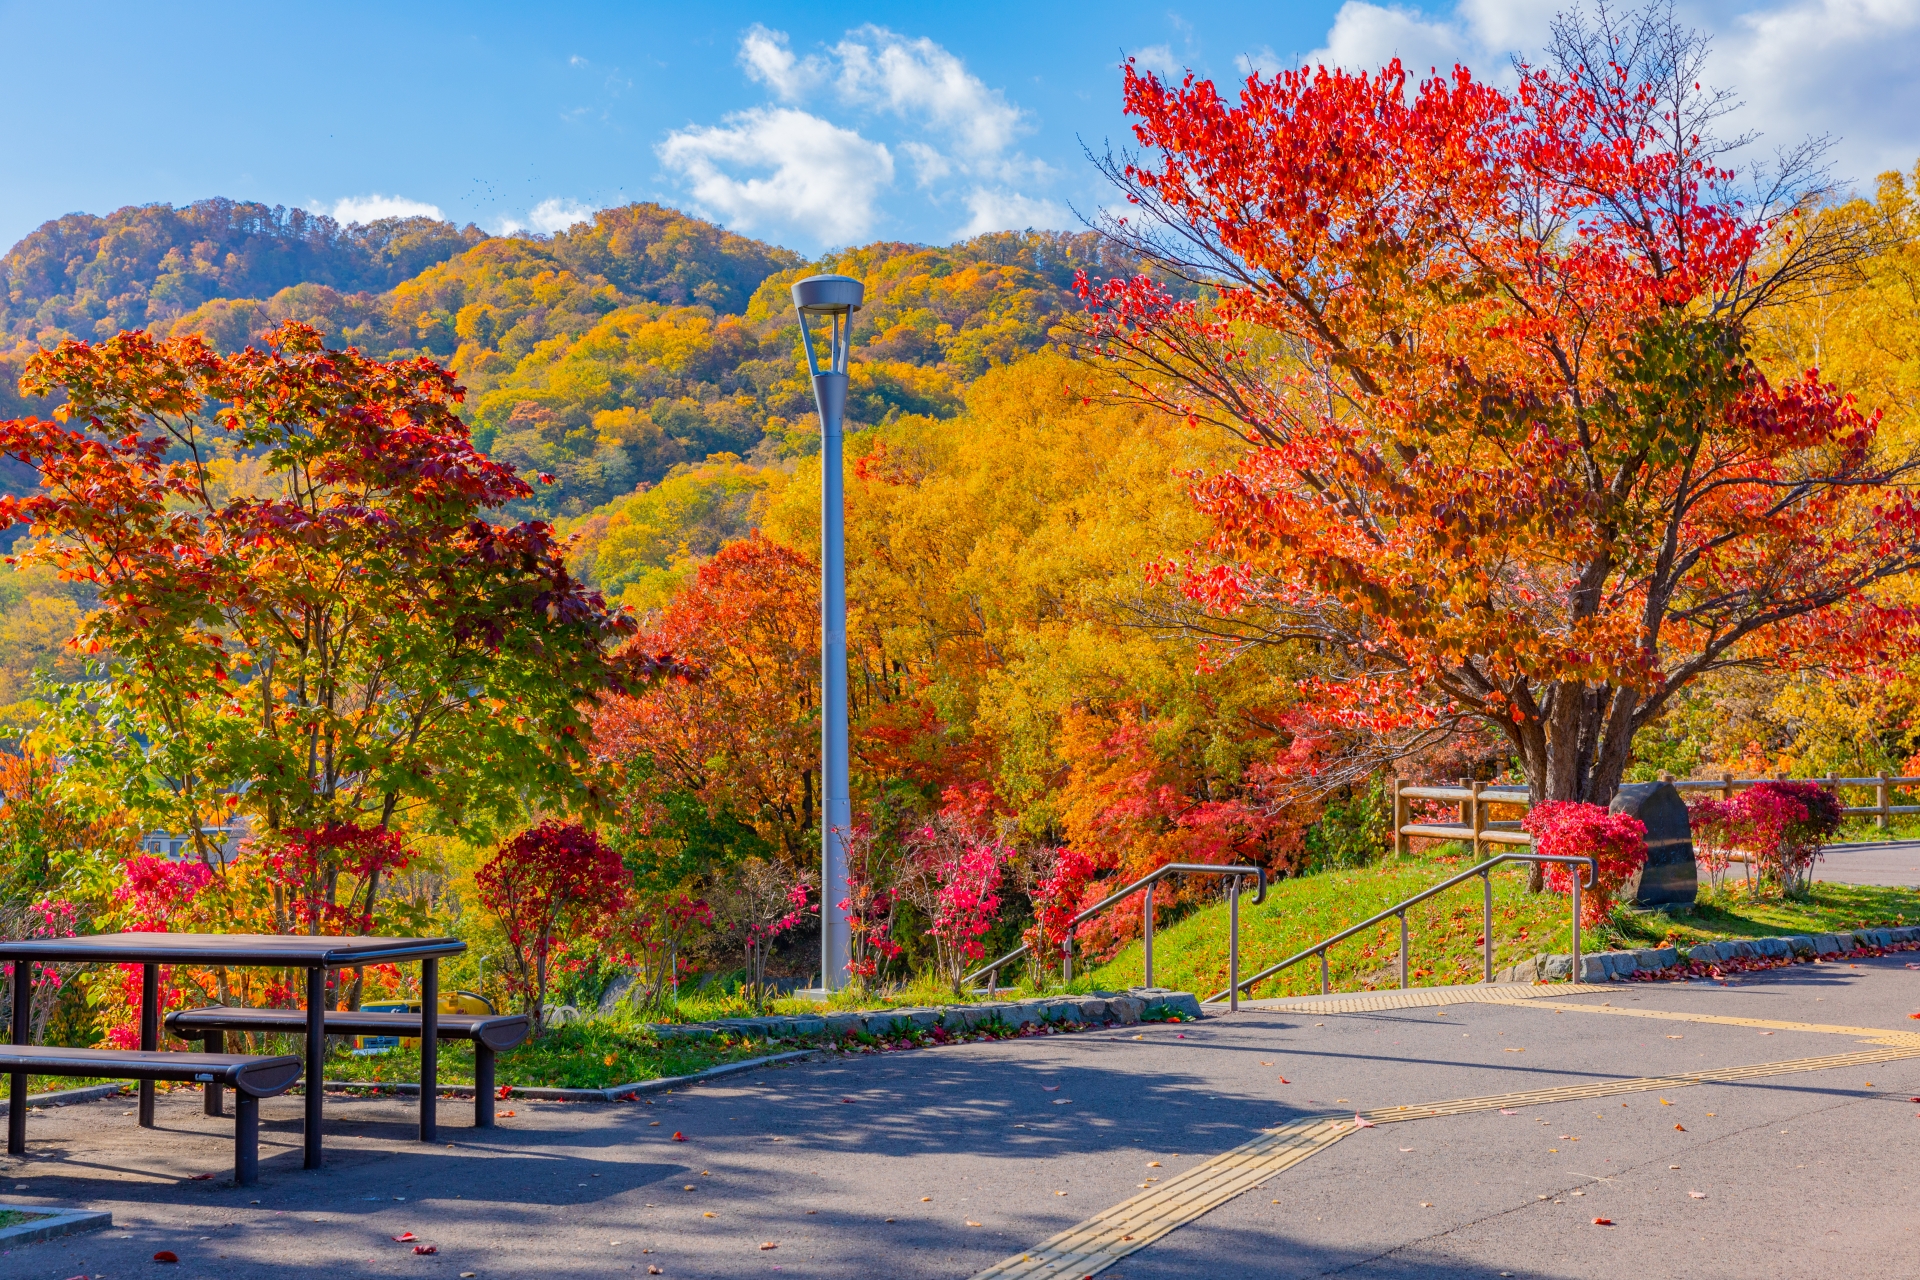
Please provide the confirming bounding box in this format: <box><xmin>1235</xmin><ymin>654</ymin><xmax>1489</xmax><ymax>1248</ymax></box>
<box><xmin>165</xmin><ymin>1008</ymin><xmax>531</xmax><ymax>1127</ymax></box>
<box><xmin>0</xmin><ymin>1045</ymin><xmax>300</xmax><ymax>1184</ymax></box>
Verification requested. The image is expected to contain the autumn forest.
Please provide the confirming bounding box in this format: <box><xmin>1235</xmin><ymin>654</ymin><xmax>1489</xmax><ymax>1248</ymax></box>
<box><xmin>5</xmin><ymin>16</ymin><xmax>1920</xmax><ymax>1034</ymax></box>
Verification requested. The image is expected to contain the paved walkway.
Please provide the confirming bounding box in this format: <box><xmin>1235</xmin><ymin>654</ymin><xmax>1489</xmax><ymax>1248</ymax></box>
<box><xmin>2</xmin><ymin>956</ymin><xmax>1917</xmax><ymax>1278</ymax></box>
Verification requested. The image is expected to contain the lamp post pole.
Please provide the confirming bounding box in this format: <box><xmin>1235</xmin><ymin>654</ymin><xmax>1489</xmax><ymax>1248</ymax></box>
<box><xmin>793</xmin><ymin>274</ymin><xmax>864</xmax><ymax>993</ymax></box>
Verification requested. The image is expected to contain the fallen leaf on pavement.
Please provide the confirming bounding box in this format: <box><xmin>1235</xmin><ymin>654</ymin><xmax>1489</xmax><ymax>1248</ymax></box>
<box><xmin>1689</xmin><ymin>1191</ymin><xmax>1706</xmax><ymax>1199</ymax></box>
<box><xmin>187</xmin><ymin>1173</ymin><xmax>213</xmax><ymax>1181</ymax></box>
<box><xmin>1277</xmin><ymin>1077</ymin><xmax>1289</xmax><ymax>1084</ymax></box>
<box><xmin>153</xmin><ymin>1254</ymin><xmax>179</xmax><ymax>1265</ymax></box>
<box><xmin>760</xmin><ymin>1242</ymin><xmax>777</xmax><ymax>1250</ymax></box>
<box><xmin>393</xmin><ymin>1233</ymin><xmax>417</xmax><ymax>1243</ymax></box>
<box><xmin>413</xmin><ymin>1245</ymin><xmax>437</xmax><ymax>1255</ymax></box>
<box><xmin>1674</xmin><ymin>1124</ymin><xmax>1687</xmax><ymax>1131</ymax></box>
<box><xmin>502</xmin><ymin>1110</ymin><xmax>516</xmax><ymax>1117</ymax></box>
<box><xmin>649</xmin><ymin>1268</ymin><xmax>663</xmax><ymax>1276</ymax></box>
<box><xmin>1352</xmin><ymin>1115</ymin><xmax>1376</xmax><ymax>1128</ymax></box>
<box><xmin>650</xmin><ymin>1121</ymin><xmax>660</xmax><ymax>1126</ymax></box>
<box><xmin>671</xmin><ymin>1132</ymin><xmax>687</xmax><ymax>1141</ymax></box>
<box><xmin>1042</xmin><ymin>1085</ymin><xmax>1059</xmax><ymax>1092</ymax></box>
<box><xmin>703</xmin><ymin>1211</ymin><xmax>716</xmax><ymax>1218</ymax></box>
<box><xmin>1499</xmin><ymin>1109</ymin><xmax>1518</xmax><ymax>1116</ymax></box>
<box><xmin>1593</xmin><ymin>1218</ymin><xmax>1613</xmax><ymax>1226</ymax></box>
<box><xmin>921</xmin><ymin>1196</ymin><xmax>932</xmax><ymax>1202</ymax></box>
<box><xmin>1147</xmin><ymin>1161</ymin><xmax>1161</xmax><ymax>1167</ymax></box>
<box><xmin>965</xmin><ymin>1220</ymin><xmax>982</xmax><ymax>1227</ymax></box>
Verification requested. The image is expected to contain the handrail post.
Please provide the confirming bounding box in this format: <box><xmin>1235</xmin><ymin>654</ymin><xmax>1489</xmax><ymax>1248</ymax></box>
<box><xmin>1319</xmin><ymin>950</ymin><xmax>1329</xmax><ymax>996</ymax></box>
<box><xmin>1481</xmin><ymin>869</ymin><xmax>1493</xmax><ymax>982</ymax></box>
<box><xmin>1397</xmin><ymin>912</ymin><xmax>1409</xmax><ymax>990</ymax></box>
<box><xmin>1143</xmin><ymin>883</ymin><xmax>1155</xmax><ymax>989</ymax></box>
<box><xmin>1228</xmin><ymin>875</ymin><xmax>1241</xmax><ymax>1012</ymax></box>
<box><xmin>1063</xmin><ymin>935</ymin><xmax>1072</xmax><ymax>985</ymax></box>
<box><xmin>1570</xmin><ymin>876</ymin><xmax>1582</xmax><ymax>984</ymax></box>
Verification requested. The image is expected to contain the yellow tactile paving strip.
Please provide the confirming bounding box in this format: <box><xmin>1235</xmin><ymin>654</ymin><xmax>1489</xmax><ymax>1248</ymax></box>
<box><xmin>973</xmin><ymin>1000</ymin><xmax>1920</xmax><ymax>1279</ymax></box>
<box><xmin>1241</xmin><ymin>982</ymin><xmax>1611</xmax><ymax>1014</ymax></box>
<box><xmin>1515</xmin><ymin>999</ymin><xmax>1920</xmax><ymax>1047</ymax></box>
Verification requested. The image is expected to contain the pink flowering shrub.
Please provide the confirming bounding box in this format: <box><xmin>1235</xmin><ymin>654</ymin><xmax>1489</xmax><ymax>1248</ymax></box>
<box><xmin>1024</xmin><ymin>848</ymin><xmax>1097</xmax><ymax>985</ymax></box>
<box><xmin>1689</xmin><ymin>782</ymin><xmax>1843</xmax><ymax>898</ymax></box>
<box><xmin>835</xmin><ymin>821</ymin><xmax>905</xmax><ymax>989</ymax></box>
<box><xmin>1521</xmin><ymin>802</ymin><xmax>1647</xmax><ymax>924</ymax></box>
<box><xmin>899</xmin><ymin>812</ymin><xmax>1009</xmax><ymax>995</ymax></box>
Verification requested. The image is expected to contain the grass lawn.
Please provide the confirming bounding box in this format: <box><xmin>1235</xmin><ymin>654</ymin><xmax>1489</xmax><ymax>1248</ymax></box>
<box><xmin>1081</xmin><ymin>850</ymin><xmax>1920</xmax><ymax>1001</ymax></box>
<box><xmin>0</xmin><ymin>1210</ymin><xmax>45</xmax><ymax>1228</ymax></box>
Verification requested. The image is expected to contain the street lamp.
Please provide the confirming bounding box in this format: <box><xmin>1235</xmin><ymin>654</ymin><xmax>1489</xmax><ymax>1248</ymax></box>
<box><xmin>793</xmin><ymin>274</ymin><xmax>863</xmax><ymax>992</ymax></box>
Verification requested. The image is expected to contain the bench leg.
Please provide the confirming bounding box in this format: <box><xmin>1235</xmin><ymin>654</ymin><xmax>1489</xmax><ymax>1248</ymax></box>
<box><xmin>234</xmin><ymin>1093</ymin><xmax>258</xmax><ymax>1186</ymax></box>
<box><xmin>203</xmin><ymin>1031</ymin><xmax>225</xmax><ymax>1117</ymax></box>
<box><xmin>138</xmin><ymin>963</ymin><xmax>157</xmax><ymax>1129</ymax></box>
<box><xmin>419</xmin><ymin>959</ymin><xmax>438</xmax><ymax>1144</ymax></box>
<box><xmin>474</xmin><ymin>1044</ymin><xmax>494</xmax><ymax>1128</ymax></box>
<box><xmin>9</xmin><ymin>959</ymin><xmax>28</xmax><ymax>1156</ymax></box>
<box><xmin>304</xmin><ymin>966</ymin><xmax>324</xmax><ymax>1170</ymax></box>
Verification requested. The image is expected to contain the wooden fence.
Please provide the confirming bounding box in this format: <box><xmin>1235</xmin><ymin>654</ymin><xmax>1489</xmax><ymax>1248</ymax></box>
<box><xmin>1390</xmin><ymin>773</ymin><xmax>1920</xmax><ymax>858</ymax></box>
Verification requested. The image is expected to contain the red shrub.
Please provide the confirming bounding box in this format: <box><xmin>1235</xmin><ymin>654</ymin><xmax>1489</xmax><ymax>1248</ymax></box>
<box><xmin>476</xmin><ymin>822</ymin><xmax>627</xmax><ymax>1030</ymax></box>
<box><xmin>1521</xmin><ymin>802</ymin><xmax>1647</xmax><ymax>924</ymax></box>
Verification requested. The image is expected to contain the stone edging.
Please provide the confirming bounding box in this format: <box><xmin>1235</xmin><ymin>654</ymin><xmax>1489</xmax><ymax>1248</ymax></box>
<box><xmin>1498</xmin><ymin>925</ymin><xmax>1920</xmax><ymax>983</ymax></box>
<box><xmin>644</xmin><ymin>988</ymin><xmax>1205</xmax><ymax>1044</ymax></box>
<box><xmin>0</xmin><ymin>1202</ymin><xmax>111</xmax><ymax>1246</ymax></box>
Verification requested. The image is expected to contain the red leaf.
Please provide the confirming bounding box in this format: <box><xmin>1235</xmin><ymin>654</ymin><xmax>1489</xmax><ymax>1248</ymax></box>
<box><xmin>671</xmin><ymin>1131</ymin><xmax>687</xmax><ymax>1141</ymax></box>
<box><xmin>187</xmin><ymin>1173</ymin><xmax>214</xmax><ymax>1181</ymax></box>
<box><xmin>1673</xmin><ymin>1124</ymin><xmax>1686</xmax><ymax>1131</ymax></box>
<box><xmin>1593</xmin><ymin>1217</ymin><xmax>1614</xmax><ymax>1226</ymax></box>
<box><xmin>153</xmin><ymin>1252</ymin><xmax>179</xmax><ymax>1263</ymax></box>
<box><xmin>1277</xmin><ymin>1077</ymin><xmax>1289</xmax><ymax>1084</ymax></box>
<box><xmin>414</xmin><ymin>1245</ymin><xmax>438</xmax><ymax>1255</ymax></box>
<box><xmin>392</xmin><ymin>1232</ymin><xmax>416</xmax><ymax>1242</ymax></box>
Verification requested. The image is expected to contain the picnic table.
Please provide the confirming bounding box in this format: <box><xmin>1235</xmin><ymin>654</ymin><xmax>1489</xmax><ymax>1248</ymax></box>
<box><xmin>0</xmin><ymin>933</ymin><xmax>464</xmax><ymax>1169</ymax></box>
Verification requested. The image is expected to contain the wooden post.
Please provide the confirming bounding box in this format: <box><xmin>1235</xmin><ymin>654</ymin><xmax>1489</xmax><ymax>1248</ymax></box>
<box><xmin>1721</xmin><ymin>772</ymin><xmax>1733</xmax><ymax>802</ymax></box>
<box><xmin>1470</xmin><ymin>780</ymin><xmax>1485</xmax><ymax>860</ymax></box>
<box><xmin>1879</xmin><ymin>775</ymin><xmax>1891</xmax><ymax>829</ymax></box>
<box><xmin>1457</xmin><ymin>778</ymin><xmax>1471</xmax><ymax>826</ymax></box>
<box><xmin>1392</xmin><ymin>776</ymin><xmax>1407</xmax><ymax>859</ymax></box>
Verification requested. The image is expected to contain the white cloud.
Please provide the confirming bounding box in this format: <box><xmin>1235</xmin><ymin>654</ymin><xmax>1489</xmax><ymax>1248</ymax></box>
<box><xmin>834</xmin><ymin>26</ymin><xmax>1027</xmax><ymax>167</ymax></box>
<box><xmin>740</xmin><ymin>23</ymin><xmax>826</xmax><ymax>100</ymax></box>
<box><xmin>1304</xmin><ymin>2</ymin><xmax>1474</xmax><ymax>76</ymax></box>
<box><xmin>527</xmin><ymin>198</ymin><xmax>595</xmax><ymax>234</ymax></box>
<box><xmin>1131</xmin><ymin>43</ymin><xmax>1183</xmax><ymax>78</ymax></box>
<box><xmin>1714</xmin><ymin>0</ymin><xmax>1920</xmax><ymax>189</ymax></box>
<box><xmin>956</xmin><ymin>188</ymin><xmax>1071</xmax><ymax>237</ymax></box>
<box><xmin>329</xmin><ymin>194</ymin><xmax>443</xmax><ymax>225</ymax></box>
<box><xmin>1235</xmin><ymin>46</ymin><xmax>1286</xmax><ymax>78</ymax></box>
<box><xmin>1293</xmin><ymin>0</ymin><xmax>1920</xmax><ymax>192</ymax></box>
<box><xmin>659</xmin><ymin>106</ymin><xmax>895</xmax><ymax>244</ymax></box>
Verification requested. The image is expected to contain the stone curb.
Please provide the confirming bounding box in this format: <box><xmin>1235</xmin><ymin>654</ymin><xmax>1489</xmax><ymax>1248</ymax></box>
<box><xmin>1497</xmin><ymin>925</ymin><xmax>1920</xmax><ymax>983</ymax></box>
<box><xmin>321</xmin><ymin>1050</ymin><xmax>821</xmax><ymax>1103</ymax></box>
<box><xmin>643</xmin><ymin>987</ymin><xmax>1205</xmax><ymax>1043</ymax></box>
<box><xmin>0</xmin><ymin>1201</ymin><xmax>111</xmax><ymax>1246</ymax></box>
<box><xmin>0</xmin><ymin>1082</ymin><xmax>130</xmax><ymax>1116</ymax></box>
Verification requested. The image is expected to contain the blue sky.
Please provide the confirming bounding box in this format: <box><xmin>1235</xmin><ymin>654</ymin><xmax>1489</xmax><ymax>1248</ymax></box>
<box><xmin>2</xmin><ymin>0</ymin><xmax>1916</xmax><ymax>256</ymax></box>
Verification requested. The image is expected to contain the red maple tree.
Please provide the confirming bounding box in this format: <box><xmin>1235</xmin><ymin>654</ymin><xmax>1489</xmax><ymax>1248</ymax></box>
<box><xmin>1079</xmin><ymin>9</ymin><xmax>1920</xmax><ymax>807</ymax></box>
<box><xmin>475</xmin><ymin>820</ymin><xmax>627</xmax><ymax>1030</ymax></box>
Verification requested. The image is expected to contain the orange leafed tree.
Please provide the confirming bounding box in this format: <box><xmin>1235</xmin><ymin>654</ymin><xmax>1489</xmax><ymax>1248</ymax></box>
<box><xmin>1080</xmin><ymin>7</ymin><xmax>1920</xmax><ymax>805</ymax></box>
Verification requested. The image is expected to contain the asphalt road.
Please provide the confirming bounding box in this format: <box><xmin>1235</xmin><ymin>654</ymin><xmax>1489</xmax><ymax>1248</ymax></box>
<box><xmin>1</xmin><ymin>956</ymin><xmax>1916</xmax><ymax>1279</ymax></box>
<box><xmin>1815</xmin><ymin>840</ymin><xmax>1920</xmax><ymax>887</ymax></box>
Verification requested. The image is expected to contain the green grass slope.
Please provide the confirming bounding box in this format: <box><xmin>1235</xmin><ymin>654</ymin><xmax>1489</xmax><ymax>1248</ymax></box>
<box><xmin>1082</xmin><ymin>852</ymin><xmax>1920</xmax><ymax>1000</ymax></box>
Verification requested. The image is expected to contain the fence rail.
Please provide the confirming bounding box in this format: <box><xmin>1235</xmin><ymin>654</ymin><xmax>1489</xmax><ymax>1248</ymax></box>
<box><xmin>1667</xmin><ymin>774</ymin><xmax>1920</xmax><ymax>825</ymax></box>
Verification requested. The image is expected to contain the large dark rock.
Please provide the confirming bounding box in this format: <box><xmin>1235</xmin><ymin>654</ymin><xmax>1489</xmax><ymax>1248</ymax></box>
<box><xmin>1612</xmin><ymin>780</ymin><xmax>1697</xmax><ymax>906</ymax></box>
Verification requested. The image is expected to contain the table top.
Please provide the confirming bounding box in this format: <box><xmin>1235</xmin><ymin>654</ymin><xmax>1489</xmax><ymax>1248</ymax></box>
<box><xmin>0</xmin><ymin>933</ymin><xmax>465</xmax><ymax>967</ymax></box>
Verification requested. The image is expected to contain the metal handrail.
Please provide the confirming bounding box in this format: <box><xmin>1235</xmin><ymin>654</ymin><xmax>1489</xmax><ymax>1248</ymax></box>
<box><xmin>1201</xmin><ymin>852</ymin><xmax>1596</xmax><ymax>1005</ymax></box>
<box><xmin>963</xmin><ymin>862</ymin><xmax>1268</xmax><ymax>1010</ymax></box>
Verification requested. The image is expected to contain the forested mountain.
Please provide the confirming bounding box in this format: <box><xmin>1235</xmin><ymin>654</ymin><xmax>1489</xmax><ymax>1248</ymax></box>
<box><xmin>0</xmin><ymin>198</ymin><xmax>486</xmax><ymax>341</ymax></box>
<box><xmin>2</xmin><ymin>198</ymin><xmax>1140</xmax><ymax>519</ymax></box>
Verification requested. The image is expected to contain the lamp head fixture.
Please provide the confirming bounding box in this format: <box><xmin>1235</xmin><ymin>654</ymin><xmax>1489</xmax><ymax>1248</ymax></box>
<box><xmin>791</xmin><ymin>274</ymin><xmax>863</xmax><ymax>378</ymax></box>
